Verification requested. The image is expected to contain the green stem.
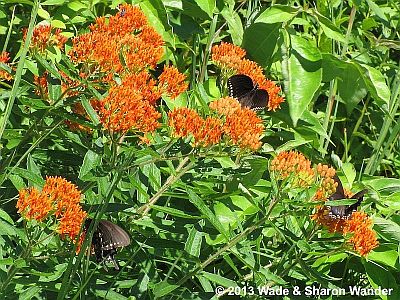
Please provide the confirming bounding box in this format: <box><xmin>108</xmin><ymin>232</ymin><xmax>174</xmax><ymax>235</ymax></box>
<box><xmin>136</xmin><ymin>156</ymin><xmax>194</xmax><ymax>216</ymax></box>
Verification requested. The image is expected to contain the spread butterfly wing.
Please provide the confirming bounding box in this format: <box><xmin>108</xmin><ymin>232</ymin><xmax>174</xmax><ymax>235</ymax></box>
<box><xmin>228</xmin><ymin>74</ymin><xmax>268</xmax><ymax>110</ymax></box>
<box><xmin>251</xmin><ymin>89</ymin><xmax>269</xmax><ymax>110</ymax></box>
<box><xmin>97</xmin><ymin>220</ymin><xmax>131</xmax><ymax>250</ymax></box>
<box><xmin>85</xmin><ymin>218</ymin><xmax>131</xmax><ymax>270</ymax></box>
<box><xmin>346</xmin><ymin>189</ymin><xmax>368</xmax><ymax>215</ymax></box>
<box><xmin>228</xmin><ymin>74</ymin><xmax>254</xmax><ymax>98</ymax></box>
<box><xmin>328</xmin><ymin>175</ymin><xmax>367</xmax><ymax>218</ymax></box>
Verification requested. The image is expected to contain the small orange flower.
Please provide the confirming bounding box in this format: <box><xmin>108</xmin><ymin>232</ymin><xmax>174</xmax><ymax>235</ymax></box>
<box><xmin>193</xmin><ymin>117</ymin><xmax>223</xmax><ymax>147</ymax></box>
<box><xmin>69</xmin><ymin>4</ymin><xmax>164</xmax><ymax>81</ymax></box>
<box><xmin>343</xmin><ymin>211</ymin><xmax>379</xmax><ymax>256</ymax></box>
<box><xmin>168</xmin><ymin>108</ymin><xmax>223</xmax><ymax>147</ymax></box>
<box><xmin>314</xmin><ymin>163</ymin><xmax>337</xmax><ymax>200</ymax></box>
<box><xmin>312</xmin><ymin>202</ymin><xmax>379</xmax><ymax>257</ymax></box>
<box><xmin>16</xmin><ymin>176</ymin><xmax>87</xmax><ymax>244</ymax></box>
<box><xmin>158</xmin><ymin>65</ymin><xmax>188</xmax><ymax>99</ymax></box>
<box><xmin>211</xmin><ymin>42</ymin><xmax>246</xmax><ymax>70</ymax></box>
<box><xmin>270</xmin><ymin>151</ymin><xmax>315</xmax><ymax>187</ymax></box>
<box><xmin>223</xmin><ymin>108</ymin><xmax>264</xmax><ymax>150</ymax></box>
<box><xmin>98</xmin><ymin>76</ymin><xmax>161</xmax><ymax>133</ymax></box>
<box><xmin>0</xmin><ymin>51</ymin><xmax>13</xmax><ymax>81</ymax></box>
<box><xmin>24</xmin><ymin>25</ymin><xmax>67</xmax><ymax>52</ymax></box>
<box><xmin>168</xmin><ymin>108</ymin><xmax>203</xmax><ymax>139</ymax></box>
<box><xmin>16</xmin><ymin>187</ymin><xmax>53</xmax><ymax>222</ymax></box>
<box><xmin>57</xmin><ymin>205</ymin><xmax>87</xmax><ymax>240</ymax></box>
<box><xmin>42</xmin><ymin>176</ymin><xmax>82</xmax><ymax>218</ymax></box>
<box><xmin>33</xmin><ymin>72</ymin><xmax>49</xmax><ymax>97</ymax></box>
<box><xmin>209</xmin><ymin>97</ymin><xmax>242</xmax><ymax>116</ymax></box>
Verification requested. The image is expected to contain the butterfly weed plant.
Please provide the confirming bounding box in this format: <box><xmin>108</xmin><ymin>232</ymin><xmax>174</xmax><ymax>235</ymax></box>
<box><xmin>0</xmin><ymin>1</ymin><xmax>399</xmax><ymax>299</ymax></box>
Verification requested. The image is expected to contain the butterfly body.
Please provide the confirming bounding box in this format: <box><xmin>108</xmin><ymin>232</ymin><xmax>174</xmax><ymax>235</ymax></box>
<box><xmin>327</xmin><ymin>175</ymin><xmax>367</xmax><ymax>219</ymax></box>
<box><xmin>85</xmin><ymin>219</ymin><xmax>131</xmax><ymax>270</ymax></box>
<box><xmin>227</xmin><ymin>75</ymin><xmax>268</xmax><ymax>110</ymax></box>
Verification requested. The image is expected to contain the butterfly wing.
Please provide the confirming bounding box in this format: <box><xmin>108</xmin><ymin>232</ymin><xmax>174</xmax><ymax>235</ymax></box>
<box><xmin>328</xmin><ymin>175</ymin><xmax>349</xmax><ymax>218</ymax></box>
<box><xmin>85</xmin><ymin>219</ymin><xmax>130</xmax><ymax>270</ymax></box>
<box><xmin>249</xmin><ymin>89</ymin><xmax>268</xmax><ymax>110</ymax></box>
<box><xmin>97</xmin><ymin>220</ymin><xmax>131</xmax><ymax>250</ymax></box>
<box><xmin>345</xmin><ymin>189</ymin><xmax>368</xmax><ymax>215</ymax></box>
<box><xmin>228</xmin><ymin>75</ymin><xmax>255</xmax><ymax>99</ymax></box>
<box><xmin>328</xmin><ymin>175</ymin><xmax>367</xmax><ymax>218</ymax></box>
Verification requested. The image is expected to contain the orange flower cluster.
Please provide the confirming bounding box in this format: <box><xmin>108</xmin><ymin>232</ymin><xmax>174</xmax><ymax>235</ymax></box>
<box><xmin>209</xmin><ymin>96</ymin><xmax>242</xmax><ymax>116</ymax></box>
<box><xmin>270</xmin><ymin>151</ymin><xmax>315</xmax><ymax>187</ymax></box>
<box><xmin>168</xmin><ymin>108</ymin><xmax>223</xmax><ymax>147</ymax></box>
<box><xmin>158</xmin><ymin>65</ymin><xmax>189</xmax><ymax>99</ymax></box>
<box><xmin>24</xmin><ymin>24</ymin><xmax>67</xmax><ymax>52</ymax></box>
<box><xmin>223</xmin><ymin>107</ymin><xmax>264</xmax><ymax>150</ymax></box>
<box><xmin>33</xmin><ymin>72</ymin><xmax>49</xmax><ymax>97</ymax></box>
<box><xmin>168</xmin><ymin>97</ymin><xmax>265</xmax><ymax>150</ymax></box>
<box><xmin>343</xmin><ymin>211</ymin><xmax>379</xmax><ymax>257</ymax></box>
<box><xmin>16</xmin><ymin>176</ymin><xmax>86</xmax><ymax>242</ymax></box>
<box><xmin>0</xmin><ymin>51</ymin><xmax>13</xmax><ymax>81</ymax></box>
<box><xmin>99</xmin><ymin>73</ymin><xmax>161</xmax><ymax>133</ymax></box>
<box><xmin>211</xmin><ymin>42</ymin><xmax>284</xmax><ymax>111</ymax></box>
<box><xmin>210</xmin><ymin>97</ymin><xmax>264</xmax><ymax>150</ymax></box>
<box><xmin>68</xmin><ymin>4</ymin><xmax>164</xmax><ymax>81</ymax></box>
<box><xmin>312</xmin><ymin>209</ymin><xmax>379</xmax><ymax>256</ymax></box>
<box><xmin>314</xmin><ymin>163</ymin><xmax>337</xmax><ymax>200</ymax></box>
<box><xmin>67</xmin><ymin>4</ymin><xmax>188</xmax><ymax>133</ymax></box>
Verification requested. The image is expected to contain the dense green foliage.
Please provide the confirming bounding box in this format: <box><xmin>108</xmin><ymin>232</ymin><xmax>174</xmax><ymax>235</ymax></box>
<box><xmin>0</xmin><ymin>0</ymin><xmax>399</xmax><ymax>299</ymax></box>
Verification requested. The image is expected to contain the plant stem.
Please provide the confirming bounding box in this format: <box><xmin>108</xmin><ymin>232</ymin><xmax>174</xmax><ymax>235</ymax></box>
<box><xmin>136</xmin><ymin>156</ymin><xmax>194</xmax><ymax>216</ymax></box>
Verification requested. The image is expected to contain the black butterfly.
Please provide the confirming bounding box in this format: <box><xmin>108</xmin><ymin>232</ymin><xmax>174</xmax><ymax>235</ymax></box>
<box><xmin>327</xmin><ymin>175</ymin><xmax>368</xmax><ymax>219</ymax></box>
<box><xmin>85</xmin><ymin>219</ymin><xmax>131</xmax><ymax>270</ymax></box>
<box><xmin>227</xmin><ymin>74</ymin><xmax>269</xmax><ymax>110</ymax></box>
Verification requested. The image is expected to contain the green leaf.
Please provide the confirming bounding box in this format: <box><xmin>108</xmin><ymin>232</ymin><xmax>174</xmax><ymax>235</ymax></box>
<box><xmin>0</xmin><ymin>219</ymin><xmax>18</xmax><ymax>236</ymax></box>
<box><xmin>94</xmin><ymin>289</ymin><xmax>128</xmax><ymax>300</ymax></box>
<box><xmin>11</xmin><ymin>167</ymin><xmax>45</xmax><ymax>187</ymax></box>
<box><xmin>81</xmin><ymin>96</ymin><xmax>100</xmax><ymax>125</ymax></box>
<box><xmin>19</xmin><ymin>286</ymin><xmax>41</xmax><ymax>300</ymax></box>
<box><xmin>164</xmin><ymin>0</ymin><xmax>210</xmax><ymax>20</ymax></box>
<box><xmin>194</xmin><ymin>0</ymin><xmax>215</xmax><ymax>18</ymax></box>
<box><xmin>366</xmin><ymin>0</ymin><xmax>388</xmax><ymax>22</ymax></box>
<box><xmin>187</xmin><ymin>189</ymin><xmax>229</xmax><ymax>239</ymax></box>
<box><xmin>359</xmin><ymin>64</ymin><xmax>391</xmax><ymax>108</ymax></box>
<box><xmin>321</xmin><ymin>54</ymin><xmax>367</xmax><ymax>113</ymax></box>
<box><xmin>241</xmin><ymin>156</ymin><xmax>269</xmax><ymax>187</ymax></box>
<box><xmin>312</xmin><ymin>10</ymin><xmax>346</xmax><ymax>43</ymax></box>
<box><xmin>256</xmin><ymin>5</ymin><xmax>299</xmax><ymax>24</ymax></box>
<box><xmin>242</xmin><ymin>23</ymin><xmax>280</xmax><ymax>67</ymax></box>
<box><xmin>368</xmin><ymin>246</ymin><xmax>399</xmax><ymax>269</ymax></box>
<box><xmin>221</xmin><ymin>6</ymin><xmax>243</xmax><ymax>45</ymax></box>
<box><xmin>200</xmin><ymin>271</ymin><xmax>238</xmax><ymax>287</ymax></box>
<box><xmin>185</xmin><ymin>225</ymin><xmax>203</xmax><ymax>257</ymax></box>
<box><xmin>325</xmin><ymin>199</ymin><xmax>359</xmax><ymax>206</ymax></box>
<box><xmin>78</xmin><ymin>150</ymin><xmax>101</xmax><ymax>180</ymax></box>
<box><xmin>139</xmin><ymin>0</ymin><xmax>172</xmax><ymax>43</ymax></box>
<box><xmin>151</xmin><ymin>205</ymin><xmax>202</xmax><ymax>219</ymax></box>
<box><xmin>342</xmin><ymin>163</ymin><xmax>356</xmax><ymax>186</ymax></box>
<box><xmin>363</xmin><ymin>260</ymin><xmax>400</xmax><ymax>300</ymax></box>
<box><xmin>373</xmin><ymin>217</ymin><xmax>400</xmax><ymax>243</ymax></box>
<box><xmin>285</xmin><ymin>35</ymin><xmax>322</xmax><ymax>126</ymax></box>
<box><xmin>153</xmin><ymin>281</ymin><xmax>179</xmax><ymax>298</ymax></box>
<box><xmin>41</xmin><ymin>0</ymin><xmax>65</xmax><ymax>5</ymax></box>
<box><xmin>214</xmin><ymin>156</ymin><xmax>237</xmax><ymax>168</ymax></box>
